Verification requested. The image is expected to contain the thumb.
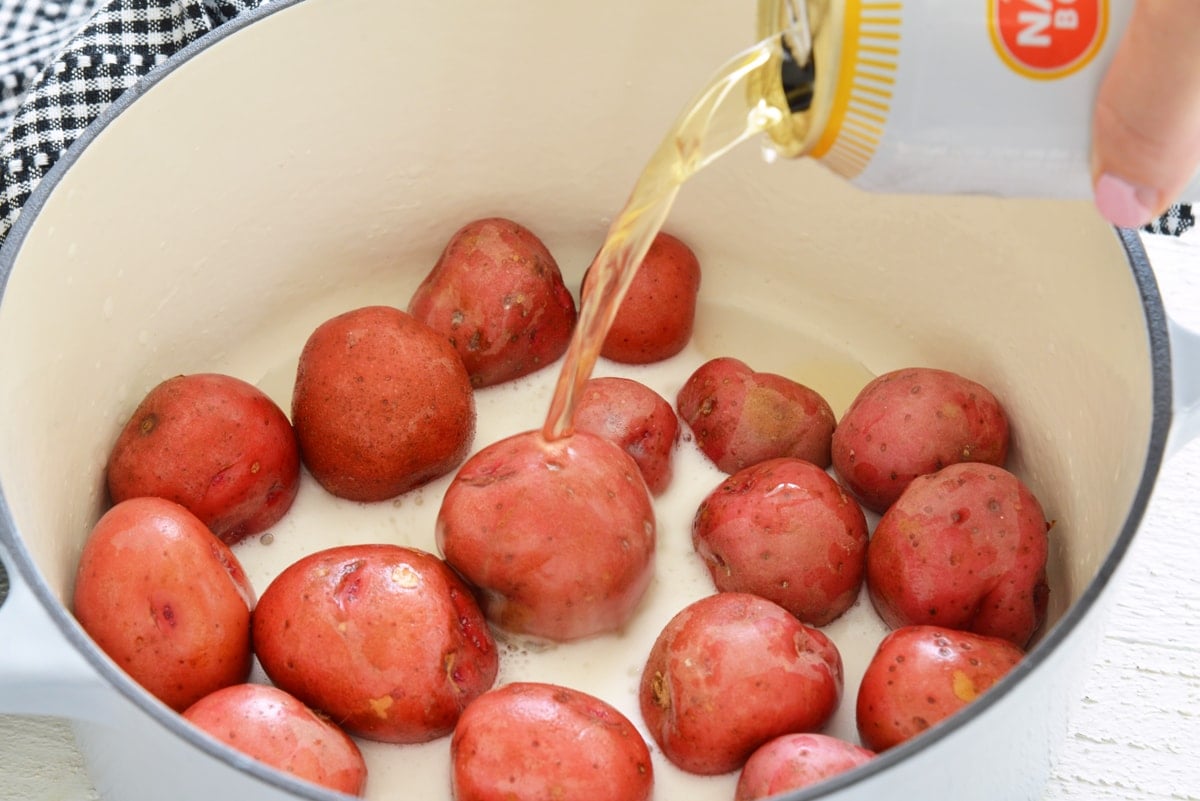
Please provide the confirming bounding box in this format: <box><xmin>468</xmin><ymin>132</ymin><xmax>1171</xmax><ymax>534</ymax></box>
<box><xmin>1091</xmin><ymin>1</ymin><xmax>1200</xmax><ymax>228</ymax></box>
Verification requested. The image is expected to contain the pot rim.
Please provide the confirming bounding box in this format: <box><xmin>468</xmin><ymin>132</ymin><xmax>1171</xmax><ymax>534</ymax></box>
<box><xmin>0</xmin><ymin>0</ymin><xmax>1172</xmax><ymax>798</ymax></box>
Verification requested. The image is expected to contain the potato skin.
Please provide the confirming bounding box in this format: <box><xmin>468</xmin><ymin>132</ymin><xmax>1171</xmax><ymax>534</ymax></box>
<box><xmin>105</xmin><ymin>373</ymin><xmax>300</xmax><ymax>545</ymax></box>
<box><xmin>855</xmin><ymin>625</ymin><xmax>1024</xmax><ymax>751</ymax></box>
<box><xmin>436</xmin><ymin>429</ymin><xmax>656</xmax><ymax>642</ymax></box>
<box><xmin>677</xmin><ymin>357</ymin><xmax>836</xmax><ymax>474</ymax></box>
<box><xmin>590</xmin><ymin>231</ymin><xmax>701</xmax><ymax>364</ymax></box>
<box><xmin>408</xmin><ymin>217</ymin><xmax>577</xmax><ymax>388</ymax></box>
<box><xmin>291</xmin><ymin>305</ymin><xmax>476</xmax><ymax>502</ymax></box>
<box><xmin>831</xmin><ymin>367</ymin><xmax>1009</xmax><ymax>513</ymax></box>
<box><xmin>735</xmin><ymin>733</ymin><xmax>875</xmax><ymax>801</ymax></box>
<box><xmin>692</xmin><ymin>457</ymin><xmax>868</xmax><ymax>626</ymax></box>
<box><xmin>451</xmin><ymin>682</ymin><xmax>653</xmax><ymax>801</ymax></box>
<box><xmin>183</xmin><ymin>684</ymin><xmax>368</xmax><ymax>796</ymax></box>
<box><xmin>252</xmin><ymin>544</ymin><xmax>498</xmax><ymax>744</ymax></box>
<box><xmin>571</xmin><ymin>376</ymin><xmax>679</xmax><ymax>495</ymax></box>
<box><xmin>639</xmin><ymin>592</ymin><xmax>843</xmax><ymax>775</ymax></box>
<box><xmin>867</xmin><ymin>462</ymin><xmax>1050</xmax><ymax>647</ymax></box>
<box><xmin>72</xmin><ymin>497</ymin><xmax>255</xmax><ymax>711</ymax></box>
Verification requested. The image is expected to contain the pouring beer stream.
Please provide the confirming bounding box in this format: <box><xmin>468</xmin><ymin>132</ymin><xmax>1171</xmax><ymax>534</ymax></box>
<box><xmin>540</xmin><ymin>2</ymin><xmax>807</xmax><ymax>440</ymax></box>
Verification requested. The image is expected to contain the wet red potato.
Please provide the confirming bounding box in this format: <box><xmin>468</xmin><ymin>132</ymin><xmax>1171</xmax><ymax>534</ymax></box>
<box><xmin>183</xmin><ymin>683</ymin><xmax>368</xmax><ymax>796</ymax></box>
<box><xmin>451</xmin><ymin>682</ymin><xmax>653</xmax><ymax>801</ymax></box>
<box><xmin>252</xmin><ymin>544</ymin><xmax>498</xmax><ymax>744</ymax></box>
<box><xmin>736</xmin><ymin>733</ymin><xmax>875</xmax><ymax>800</ymax></box>
<box><xmin>436</xmin><ymin>429</ymin><xmax>656</xmax><ymax>642</ymax></box>
<box><xmin>72</xmin><ymin>496</ymin><xmax>255</xmax><ymax>712</ymax></box>
<box><xmin>105</xmin><ymin>372</ymin><xmax>301</xmax><ymax>545</ymax></box>
<box><xmin>291</xmin><ymin>305</ymin><xmax>476</xmax><ymax>503</ymax></box>
<box><xmin>832</xmin><ymin>367</ymin><xmax>1010</xmax><ymax>514</ymax></box>
<box><xmin>866</xmin><ymin>462</ymin><xmax>1051</xmax><ymax>647</ymax></box>
<box><xmin>586</xmin><ymin>230</ymin><xmax>701</xmax><ymax>365</ymax></box>
<box><xmin>639</xmin><ymin>592</ymin><xmax>844</xmax><ymax>775</ymax></box>
<box><xmin>571</xmin><ymin>375</ymin><xmax>679</xmax><ymax>495</ymax></box>
<box><xmin>855</xmin><ymin>625</ymin><xmax>1025</xmax><ymax>751</ymax></box>
<box><xmin>677</xmin><ymin>356</ymin><xmax>836</xmax><ymax>474</ymax></box>
<box><xmin>409</xmin><ymin>216</ymin><xmax>578</xmax><ymax>388</ymax></box>
<box><xmin>692</xmin><ymin>457</ymin><xmax>869</xmax><ymax>626</ymax></box>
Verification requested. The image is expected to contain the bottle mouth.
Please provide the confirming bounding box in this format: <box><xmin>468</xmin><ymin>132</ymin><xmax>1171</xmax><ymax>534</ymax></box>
<box><xmin>780</xmin><ymin>36</ymin><xmax>815</xmax><ymax>114</ymax></box>
<box><xmin>753</xmin><ymin>0</ymin><xmax>820</xmax><ymax>158</ymax></box>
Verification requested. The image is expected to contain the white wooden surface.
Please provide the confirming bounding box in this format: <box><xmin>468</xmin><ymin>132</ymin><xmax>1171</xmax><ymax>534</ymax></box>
<box><xmin>1043</xmin><ymin>227</ymin><xmax>1200</xmax><ymax>801</ymax></box>
<box><xmin>1</xmin><ymin>229</ymin><xmax>1198</xmax><ymax>801</ymax></box>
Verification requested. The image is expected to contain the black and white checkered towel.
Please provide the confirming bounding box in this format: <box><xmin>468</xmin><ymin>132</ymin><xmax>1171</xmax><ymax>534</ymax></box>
<box><xmin>0</xmin><ymin>0</ymin><xmax>270</xmax><ymax>248</ymax></box>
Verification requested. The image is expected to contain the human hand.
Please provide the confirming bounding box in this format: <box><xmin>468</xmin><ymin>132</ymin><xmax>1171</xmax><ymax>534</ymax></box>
<box><xmin>1091</xmin><ymin>1</ymin><xmax>1200</xmax><ymax>228</ymax></box>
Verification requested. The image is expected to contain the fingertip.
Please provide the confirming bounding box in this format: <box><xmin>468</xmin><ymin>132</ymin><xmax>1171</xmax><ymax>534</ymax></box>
<box><xmin>1090</xmin><ymin>1</ymin><xmax>1200</xmax><ymax>219</ymax></box>
<box><xmin>1093</xmin><ymin>172</ymin><xmax>1158</xmax><ymax>229</ymax></box>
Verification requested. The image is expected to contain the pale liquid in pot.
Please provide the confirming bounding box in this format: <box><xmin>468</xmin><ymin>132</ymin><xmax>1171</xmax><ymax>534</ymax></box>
<box><xmin>233</xmin><ymin>10</ymin><xmax>886</xmax><ymax>800</ymax></box>
<box><xmin>239</xmin><ymin>328</ymin><xmax>887</xmax><ymax>800</ymax></box>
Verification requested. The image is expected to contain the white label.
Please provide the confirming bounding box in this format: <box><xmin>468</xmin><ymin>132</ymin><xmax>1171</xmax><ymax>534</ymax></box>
<box><xmin>815</xmin><ymin>0</ymin><xmax>1189</xmax><ymax>198</ymax></box>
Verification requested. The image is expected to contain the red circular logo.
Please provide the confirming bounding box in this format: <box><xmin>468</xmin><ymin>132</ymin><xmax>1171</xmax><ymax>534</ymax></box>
<box><xmin>990</xmin><ymin>0</ymin><xmax>1108</xmax><ymax>79</ymax></box>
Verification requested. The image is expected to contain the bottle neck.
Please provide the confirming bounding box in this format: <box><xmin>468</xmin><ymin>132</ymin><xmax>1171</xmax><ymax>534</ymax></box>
<box><xmin>754</xmin><ymin>0</ymin><xmax>837</xmax><ymax>159</ymax></box>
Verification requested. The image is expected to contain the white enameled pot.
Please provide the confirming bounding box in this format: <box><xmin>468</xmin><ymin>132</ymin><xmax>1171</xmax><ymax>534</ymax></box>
<box><xmin>1</xmin><ymin>1</ymin><xmax>1197</xmax><ymax>800</ymax></box>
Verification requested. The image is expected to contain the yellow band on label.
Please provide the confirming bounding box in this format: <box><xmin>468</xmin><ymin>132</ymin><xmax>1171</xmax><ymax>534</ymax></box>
<box><xmin>813</xmin><ymin>0</ymin><xmax>902</xmax><ymax>179</ymax></box>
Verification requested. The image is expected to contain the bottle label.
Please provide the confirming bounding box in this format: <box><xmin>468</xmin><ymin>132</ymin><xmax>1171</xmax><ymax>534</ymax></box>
<box><xmin>809</xmin><ymin>0</ymin><xmax>1136</xmax><ymax>196</ymax></box>
<box><xmin>988</xmin><ymin>0</ymin><xmax>1109</xmax><ymax>80</ymax></box>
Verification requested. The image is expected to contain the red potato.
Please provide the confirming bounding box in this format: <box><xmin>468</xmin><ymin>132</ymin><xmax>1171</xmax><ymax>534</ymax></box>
<box><xmin>677</xmin><ymin>357</ymin><xmax>836</xmax><ymax>474</ymax></box>
<box><xmin>291</xmin><ymin>305</ymin><xmax>476</xmax><ymax>502</ymax></box>
<box><xmin>408</xmin><ymin>217</ymin><xmax>577</xmax><ymax>388</ymax></box>
<box><xmin>735</xmin><ymin>733</ymin><xmax>875</xmax><ymax>801</ymax></box>
<box><xmin>867</xmin><ymin>462</ymin><xmax>1050</xmax><ymax>648</ymax></box>
<box><xmin>451</xmin><ymin>682</ymin><xmax>653</xmax><ymax>801</ymax></box>
<box><xmin>183</xmin><ymin>684</ymin><xmax>368</xmax><ymax>796</ymax></box>
<box><xmin>831</xmin><ymin>367</ymin><xmax>1010</xmax><ymax>514</ymax></box>
<box><xmin>252</xmin><ymin>544</ymin><xmax>498</xmax><ymax>744</ymax></box>
<box><xmin>639</xmin><ymin>592</ymin><xmax>843</xmax><ymax>776</ymax></box>
<box><xmin>105</xmin><ymin>373</ymin><xmax>300</xmax><ymax>545</ymax></box>
<box><xmin>586</xmin><ymin>231</ymin><xmax>701</xmax><ymax>364</ymax></box>
<box><xmin>72</xmin><ymin>497</ymin><xmax>255</xmax><ymax>711</ymax></box>
<box><xmin>571</xmin><ymin>376</ymin><xmax>679</xmax><ymax>495</ymax></box>
<box><xmin>437</xmin><ymin>429</ymin><xmax>656</xmax><ymax>641</ymax></box>
<box><xmin>856</xmin><ymin>625</ymin><xmax>1025</xmax><ymax>752</ymax></box>
<box><xmin>692</xmin><ymin>457</ymin><xmax>868</xmax><ymax>627</ymax></box>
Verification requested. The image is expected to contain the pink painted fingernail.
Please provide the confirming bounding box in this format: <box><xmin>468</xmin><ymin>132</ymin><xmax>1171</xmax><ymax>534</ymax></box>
<box><xmin>1094</xmin><ymin>172</ymin><xmax>1158</xmax><ymax>228</ymax></box>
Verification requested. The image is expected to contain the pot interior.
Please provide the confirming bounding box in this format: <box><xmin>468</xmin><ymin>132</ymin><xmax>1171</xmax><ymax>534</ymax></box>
<box><xmin>0</xmin><ymin>0</ymin><xmax>1160</xmax><ymax>797</ymax></box>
